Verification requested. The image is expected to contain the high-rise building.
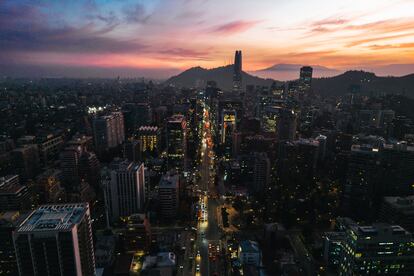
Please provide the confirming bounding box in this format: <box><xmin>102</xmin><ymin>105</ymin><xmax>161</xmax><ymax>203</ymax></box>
<box><xmin>123</xmin><ymin>103</ymin><xmax>152</xmax><ymax>134</ymax></box>
<box><xmin>35</xmin><ymin>169</ymin><xmax>65</xmax><ymax>203</ymax></box>
<box><xmin>122</xmin><ymin>213</ymin><xmax>151</xmax><ymax>252</ymax></box>
<box><xmin>166</xmin><ymin>115</ymin><xmax>187</xmax><ymax>171</ymax></box>
<box><xmin>102</xmin><ymin>159</ymin><xmax>145</xmax><ymax>223</ymax></box>
<box><xmin>67</xmin><ymin>135</ymin><xmax>93</xmax><ymax>151</ymax></box>
<box><xmin>276</xmin><ymin>139</ymin><xmax>319</xmax><ymax>223</ymax></box>
<box><xmin>252</xmin><ymin>152</ymin><xmax>270</xmax><ymax>195</ymax></box>
<box><xmin>123</xmin><ymin>138</ymin><xmax>142</xmax><ymax>162</ymax></box>
<box><xmin>287</xmin><ymin>80</ymin><xmax>299</xmax><ymax>97</ymax></box>
<box><xmin>323</xmin><ymin>231</ymin><xmax>346</xmax><ymax>268</ymax></box>
<box><xmin>238</xmin><ymin>240</ymin><xmax>262</xmax><ymax>266</ymax></box>
<box><xmin>37</xmin><ymin>134</ymin><xmax>64</xmax><ymax>166</ymax></box>
<box><xmin>342</xmin><ymin>144</ymin><xmax>381</xmax><ymax>220</ymax></box>
<box><xmin>60</xmin><ymin>146</ymin><xmax>82</xmax><ymax>191</ymax></box>
<box><xmin>11</xmin><ymin>144</ymin><xmax>40</xmax><ymax>183</ymax></box>
<box><xmin>61</xmin><ymin>138</ymin><xmax>100</xmax><ymax>192</ymax></box>
<box><xmin>381</xmin><ymin>196</ymin><xmax>414</xmax><ymax>232</ymax></box>
<box><xmin>138</xmin><ymin>126</ymin><xmax>160</xmax><ymax>152</ymax></box>
<box><xmin>380</xmin><ymin>143</ymin><xmax>414</xmax><ymax>195</ymax></box>
<box><xmin>221</xmin><ymin>109</ymin><xmax>237</xmax><ymax>159</ymax></box>
<box><xmin>79</xmin><ymin>151</ymin><xmax>100</xmax><ymax>188</ymax></box>
<box><xmin>299</xmin><ymin>66</ymin><xmax>313</xmax><ymax>92</ymax></box>
<box><xmin>233</xmin><ymin>50</ymin><xmax>242</xmax><ymax>92</ymax></box>
<box><xmin>277</xmin><ymin>108</ymin><xmax>297</xmax><ymax>141</ymax></box>
<box><xmin>315</xmin><ymin>134</ymin><xmax>328</xmax><ymax>162</ymax></box>
<box><xmin>93</xmin><ymin>111</ymin><xmax>125</xmax><ymax>152</ymax></box>
<box><xmin>221</xmin><ymin>110</ymin><xmax>237</xmax><ymax>142</ymax></box>
<box><xmin>13</xmin><ymin>203</ymin><xmax>96</xmax><ymax>276</ymax></box>
<box><xmin>158</xmin><ymin>172</ymin><xmax>179</xmax><ymax>219</ymax></box>
<box><xmin>219</xmin><ymin>98</ymin><xmax>244</xmax><ymax>125</ymax></box>
<box><xmin>0</xmin><ymin>175</ymin><xmax>32</xmax><ymax>211</ymax></box>
<box><xmin>0</xmin><ymin>211</ymin><xmax>28</xmax><ymax>276</ymax></box>
<box><xmin>339</xmin><ymin>223</ymin><xmax>414</xmax><ymax>275</ymax></box>
<box><xmin>261</xmin><ymin>106</ymin><xmax>280</xmax><ymax>133</ymax></box>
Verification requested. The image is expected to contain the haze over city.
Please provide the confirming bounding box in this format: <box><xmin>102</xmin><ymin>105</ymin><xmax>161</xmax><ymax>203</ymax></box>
<box><xmin>1</xmin><ymin>0</ymin><xmax>414</xmax><ymax>78</ymax></box>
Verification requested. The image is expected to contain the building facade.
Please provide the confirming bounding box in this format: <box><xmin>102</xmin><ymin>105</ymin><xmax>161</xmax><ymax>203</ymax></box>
<box><xmin>13</xmin><ymin>203</ymin><xmax>95</xmax><ymax>276</ymax></box>
<box><xmin>102</xmin><ymin>159</ymin><xmax>146</xmax><ymax>223</ymax></box>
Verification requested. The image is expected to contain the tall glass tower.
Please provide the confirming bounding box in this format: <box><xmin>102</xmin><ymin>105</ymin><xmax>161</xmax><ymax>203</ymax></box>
<box><xmin>233</xmin><ymin>50</ymin><xmax>242</xmax><ymax>92</ymax></box>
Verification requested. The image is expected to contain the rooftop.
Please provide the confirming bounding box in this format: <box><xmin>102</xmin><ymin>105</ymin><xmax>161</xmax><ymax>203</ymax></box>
<box><xmin>127</xmin><ymin>213</ymin><xmax>147</xmax><ymax>225</ymax></box>
<box><xmin>295</xmin><ymin>138</ymin><xmax>319</xmax><ymax>147</ymax></box>
<box><xmin>110</xmin><ymin>159</ymin><xmax>143</xmax><ymax>172</ymax></box>
<box><xmin>159</xmin><ymin>173</ymin><xmax>179</xmax><ymax>189</ymax></box>
<box><xmin>168</xmin><ymin>114</ymin><xmax>185</xmax><ymax>123</ymax></box>
<box><xmin>239</xmin><ymin>240</ymin><xmax>260</xmax><ymax>253</ymax></box>
<box><xmin>350</xmin><ymin>223</ymin><xmax>410</xmax><ymax>239</ymax></box>
<box><xmin>0</xmin><ymin>175</ymin><xmax>25</xmax><ymax>194</ymax></box>
<box><xmin>17</xmin><ymin>203</ymin><xmax>89</xmax><ymax>232</ymax></box>
<box><xmin>0</xmin><ymin>211</ymin><xmax>26</xmax><ymax>227</ymax></box>
<box><xmin>384</xmin><ymin>196</ymin><xmax>414</xmax><ymax>213</ymax></box>
<box><xmin>351</xmin><ymin>144</ymin><xmax>380</xmax><ymax>153</ymax></box>
<box><xmin>142</xmin><ymin>252</ymin><xmax>176</xmax><ymax>270</ymax></box>
<box><xmin>138</xmin><ymin>126</ymin><xmax>159</xmax><ymax>132</ymax></box>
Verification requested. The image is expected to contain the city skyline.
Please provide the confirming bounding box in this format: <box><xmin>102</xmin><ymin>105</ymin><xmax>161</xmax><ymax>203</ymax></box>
<box><xmin>1</xmin><ymin>0</ymin><xmax>414</xmax><ymax>78</ymax></box>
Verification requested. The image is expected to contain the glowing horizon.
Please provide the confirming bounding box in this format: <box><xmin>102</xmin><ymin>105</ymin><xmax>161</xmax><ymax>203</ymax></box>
<box><xmin>1</xmin><ymin>0</ymin><xmax>414</xmax><ymax>77</ymax></box>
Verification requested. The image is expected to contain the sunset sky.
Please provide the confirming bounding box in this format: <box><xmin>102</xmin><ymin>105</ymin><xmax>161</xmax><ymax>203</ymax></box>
<box><xmin>1</xmin><ymin>0</ymin><xmax>414</xmax><ymax>78</ymax></box>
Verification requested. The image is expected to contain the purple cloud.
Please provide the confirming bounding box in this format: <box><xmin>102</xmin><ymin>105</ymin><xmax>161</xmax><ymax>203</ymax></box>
<box><xmin>0</xmin><ymin>1</ymin><xmax>147</xmax><ymax>59</ymax></box>
<box><xmin>122</xmin><ymin>3</ymin><xmax>151</xmax><ymax>24</ymax></box>
<box><xmin>209</xmin><ymin>20</ymin><xmax>261</xmax><ymax>35</ymax></box>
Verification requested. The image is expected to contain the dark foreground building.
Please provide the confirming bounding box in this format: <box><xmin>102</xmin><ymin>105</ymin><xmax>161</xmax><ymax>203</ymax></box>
<box><xmin>13</xmin><ymin>203</ymin><xmax>95</xmax><ymax>276</ymax></box>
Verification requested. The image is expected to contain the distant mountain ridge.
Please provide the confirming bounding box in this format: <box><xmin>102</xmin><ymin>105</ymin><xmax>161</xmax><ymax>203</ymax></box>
<box><xmin>166</xmin><ymin>66</ymin><xmax>414</xmax><ymax>98</ymax></box>
<box><xmin>251</xmin><ymin>63</ymin><xmax>341</xmax><ymax>80</ymax></box>
<box><xmin>165</xmin><ymin>65</ymin><xmax>275</xmax><ymax>90</ymax></box>
<box><xmin>258</xmin><ymin>63</ymin><xmax>339</xmax><ymax>72</ymax></box>
<box><xmin>313</xmin><ymin>70</ymin><xmax>414</xmax><ymax>97</ymax></box>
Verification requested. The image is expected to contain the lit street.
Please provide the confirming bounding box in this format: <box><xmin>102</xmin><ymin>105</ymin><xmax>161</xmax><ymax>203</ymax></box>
<box><xmin>194</xmin><ymin>100</ymin><xmax>224</xmax><ymax>276</ymax></box>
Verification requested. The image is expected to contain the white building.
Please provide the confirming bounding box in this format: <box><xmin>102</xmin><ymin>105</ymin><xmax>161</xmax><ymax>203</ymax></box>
<box><xmin>102</xmin><ymin>159</ymin><xmax>145</xmax><ymax>223</ymax></box>
<box><xmin>93</xmin><ymin>111</ymin><xmax>125</xmax><ymax>152</ymax></box>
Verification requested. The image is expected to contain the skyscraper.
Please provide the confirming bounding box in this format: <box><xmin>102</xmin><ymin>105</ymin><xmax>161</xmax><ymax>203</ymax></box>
<box><xmin>13</xmin><ymin>203</ymin><xmax>96</xmax><ymax>276</ymax></box>
<box><xmin>122</xmin><ymin>103</ymin><xmax>152</xmax><ymax>134</ymax></box>
<box><xmin>339</xmin><ymin>223</ymin><xmax>414</xmax><ymax>275</ymax></box>
<box><xmin>0</xmin><ymin>211</ymin><xmax>28</xmax><ymax>276</ymax></box>
<box><xmin>342</xmin><ymin>144</ymin><xmax>381</xmax><ymax>220</ymax></box>
<box><xmin>166</xmin><ymin>115</ymin><xmax>187</xmax><ymax>171</ymax></box>
<box><xmin>158</xmin><ymin>172</ymin><xmax>180</xmax><ymax>219</ymax></box>
<box><xmin>60</xmin><ymin>146</ymin><xmax>82</xmax><ymax>191</ymax></box>
<box><xmin>93</xmin><ymin>111</ymin><xmax>125</xmax><ymax>153</ymax></box>
<box><xmin>123</xmin><ymin>138</ymin><xmax>142</xmax><ymax>162</ymax></box>
<box><xmin>233</xmin><ymin>50</ymin><xmax>242</xmax><ymax>92</ymax></box>
<box><xmin>138</xmin><ymin>126</ymin><xmax>160</xmax><ymax>152</ymax></box>
<box><xmin>0</xmin><ymin>175</ymin><xmax>32</xmax><ymax>211</ymax></box>
<box><xmin>381</xmin><ymin>196</ymin><xmax>414</xmax><ymax>232</ymax></box>
<box><xmin>122</xmin><ymin>213</ymin><xmax>151</xmax><ymax>252</ymax></box>
<box><xmin>11</xmin><ymin>144</ymin><xmax>40</xmax><ymax>183</ymax></box>
<box><xmin>252</xmin><ymin>152</ymin><xmax>270</xmax><ymax>195</ymax></box>
<box><xmin>221</xmin><ymin>109</ymin><xmax>237</xmax><ymax>159</ymax></box>
<box><xmin>299</xmin><ymin>66</ymin><xmax>313</xmax><ymax>92</ymax></box>
<box><xmin>101</xmin><ymin>159</ymin><xmax>146</xmax><ymax>223</ymax></box>
<box><xmin>277</xmin><ymin>108</ymin><xmax>297</xmax><ymax>141</ymax></box>
<box><xmin>60</xmin><ymin>141</ymin><xmax>100</xmax><ymax>192</ymax></box>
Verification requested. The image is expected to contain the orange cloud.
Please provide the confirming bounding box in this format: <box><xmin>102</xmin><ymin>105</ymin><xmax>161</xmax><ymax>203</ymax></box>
<box><xmin>368</xmin><ymin>43</ymin><xmax>414</xmax><ymax>50</ymax></box>
<box><xmin>346</xmin><ymin>32</ymin><xmax>414</xmax><ymax>47</ymax></box>
<box><xmin>345</xmin><ymin>18</ymin><xmax>414</xmax><ymax>34</ymax></box>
